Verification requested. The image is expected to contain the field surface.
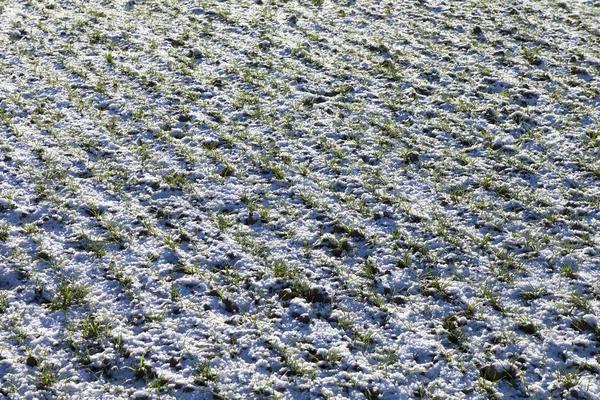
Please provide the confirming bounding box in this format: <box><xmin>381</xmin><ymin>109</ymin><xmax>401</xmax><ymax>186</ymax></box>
<box><xmin>1</xmin><ymin>0</ymin><xmax>600</xmax><ymax>399</ymax></box>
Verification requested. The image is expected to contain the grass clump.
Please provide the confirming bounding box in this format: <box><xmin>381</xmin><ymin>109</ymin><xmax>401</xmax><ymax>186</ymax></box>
<box><xmin>50</xmin><ymin>277</ymin><xmax>88</xmax><ymax>311</ymax></box>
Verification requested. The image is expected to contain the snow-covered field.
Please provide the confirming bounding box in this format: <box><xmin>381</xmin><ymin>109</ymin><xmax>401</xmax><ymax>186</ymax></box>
<box><xmin>1</xmin><ymin>0</ymin><xmax>599</xmax><ymax>398</ymax></box>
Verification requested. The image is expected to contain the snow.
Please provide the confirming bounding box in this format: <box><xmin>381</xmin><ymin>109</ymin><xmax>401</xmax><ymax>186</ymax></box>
<box><xmin>0</xmin><ymin>0</ymin><xmax>599</xmax><ymax>399</ymax></box>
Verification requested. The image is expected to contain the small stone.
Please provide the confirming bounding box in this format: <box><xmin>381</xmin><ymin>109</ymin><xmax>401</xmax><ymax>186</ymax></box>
<box><xmin>480</xmin><ymin>362</ymin><xmax>516</xmax><ymax>381</ymax></box>
<box><xmin>244</xmin><ymin>212</ymin><xmax>256</xmax><ymax>225</ymax></box>
<box><xmin>189</xmin><ymin>48</ymin><xmax>203</xmax><ymax>59</ymax></box>
<box><xmin>9</xmin><ymin>30</ymin><xmax>22</xmax><ymax>40</ymax></box>
<box><xmin>381</xmin><ymin>59</ymin><xmax>394</xmax><ymax>69</ymax></box>
<box><xmin>288</xmin><ymin>14</ymin><xmax>298</xmax><ymax>25</ymax></box>
<box><xmin>406</xmin><ymin>152</ymin><xmax>419</xmax><ymax>163</ymax></box>
<box><xmin>298</xmin><ymin>313</ymin><xmax>311</xmax><ymax>324</ymax></box>
<box><xmin>392</xmin><ymin>296</ymin><xmax>407</xmax><ymax>305</ymax></box>
<box><xmin>132</xmin><ymin>391</ymin><xmax>150</xmax><ymax>400</ymax></box>
<box><xmin>278</xmin><ymin>288</ymin><xmax>294</xmax><ymax>302</ymax></box>
<box><xmin>167</xmin><ymin>37</ymin><xmax>185</xmax><ymax>47</ymax></box>
<box><xmin>349</xmin><ymin>229</ymin><xmax>364</xmax><ymax>239</ymax></box>
<box><xmin>223</xmin><ymin>297</ymin><xmax>239</xmax><ymax>313</ymax></box>
<box><xmin>571</xmin><ymin>66</ymin><xmax>589</xmax><ymax>75</ymax></box>
<box><xmin>178</xmin><ymin>114</ymin><xmax>192</xmax><ymax>122</ymax></box>
<box><xmin>26</xmin><ymin>356</ymin><xmax>39</xmax><ymax>367</ymax></box>
<box><xmin>483</xmin><ymin>108</ymin><xmax>498</xmax><ymax>123</ymax></box>
<box><xmin>289</xmin><ymin>298</ymin><xmax>310</xmax><ymax>317</ymax></box>
<box><xmin>304</xmin><ymin>285</ymin><xmax>331</xmax><ymax>303</ymax></box>
<box><xmin>202</xmin><ymin>138</ymin><xmax>220</xmax><ymax>149</ymax></box>
<box><xmin>571</xmin><ymin>315</ymin><xmax>598</xmax><ymax>332</ymax></box>
<box><xmin>518</xmin><ymin>323</ymin><xmax>537</xmax><ymax>335</ymax></box>
<box><xmin>530</xmin><ymin>57</ymin><xmax>543</xmax><ymax>66</ymax></box>
<box><xmin>170</xmin><ymin>128</ymin><xmax>184</xmax><ymax>139</ymax></box>
<box><xmin>219</xmin><ymin>165</ymin><xmax>234</xmax><ymax>177</ymax></box>
<box><xmin>472</xmin><ymin>26</ymin><xmax>483</xmax><ymax>35</ymax></box>
<box><xmin>37</xmin><ymin>252</ymin><xmax>51</xmax><ymax>262</ymax></box>
<box><xmin>149</xmin><ymin>181</ymin><xmax>161</xmax><ymax>190</ymax></box>
<box><xmin>515</xmin><ymin>355</ymin><xmax>528</xmax><ymax>365</ymax></box>
<box><xmin>258</xmin><ymin>40</ymin><xmax>271</xmax><ymax>50</ymax></box>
